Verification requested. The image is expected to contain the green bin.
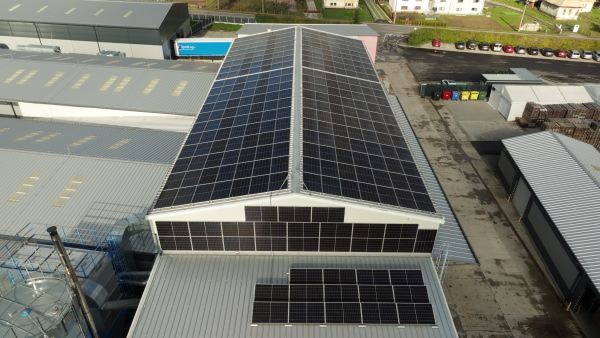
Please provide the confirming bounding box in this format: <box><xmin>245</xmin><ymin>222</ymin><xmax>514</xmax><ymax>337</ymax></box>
<box><xmin>478</xmin><ymin>91</ymin><xmax>486</xmax><ymax>100</ymax></box>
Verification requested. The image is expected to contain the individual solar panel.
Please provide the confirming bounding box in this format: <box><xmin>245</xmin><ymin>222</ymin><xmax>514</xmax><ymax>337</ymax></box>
<box><xmin>252</xmin><ymin>302</ymin><xmax>270</xmax><ymax>323</ymax></box>
<box><xmin>306</xmin><ymin>302</ymin><xmax>325</xmax><ymax>323</ymax></box>
<box><xmin>415</xmin><ymin>303</ymin><xmax>436</xmax><ymax>324</ymax></box>
<box><xmin>289</xmin><ymin>302</ymin><xmax>307</xmax><ymax>323</ymax></box>
<box><xmin>300</xmin><ymin>66</ymin><xmax>436</xmax><ymax>213</ymax></box>
<box><xmin>397</xmin><ymin>303</ymin><xmax>418</xmax><ymax>325</ymax></box>
<box><xmin>155</xmin><ymin>65</ymin><xmax>293</xmax><ymax>208</ymax></box>
<box><xmin>289</xmin><ymin>269</ymin><xmax>323</xmax><ymax>284</ymax></box>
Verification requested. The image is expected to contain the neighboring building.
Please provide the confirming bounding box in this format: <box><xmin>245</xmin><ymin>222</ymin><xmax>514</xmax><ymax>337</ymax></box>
<box><xmin>497</xmin><ymin>131</ymin><xmax>600</xmax><ymax>314</ymax></box>
<box><xmin>540</xmin><ymin>0</ymin><xmax>585</xmax><ymax>19</ymax></box>
<box><xmin>127</xmin><ymin>26</ymin><xmax>474</xmax><ymax>338</ymax></box>
<box><xmin>0</xmin><ymin>50</ymin><xmax>219</xmax><ymax>131</ymax></box>
<box><xmin>488</xmin><ymin>85</ymin><xmax>594</xmax><ymax>121</ymax></box>
<box><xmin>0</xmin><ymin>0</ymin><xmax>191</xmax><ymax>59</ymax></box>
<box><xmin>431</xmin><ymin>0</ymin><xmax>485</xmax><ymax>14</ymax></box>
<box><xmin>390</xmin><ymin>0</ymin><xmax>431</xmax><ymax>13</ymax></box>
<box><xmin>236</xmin><ymin>24</ymin><xmax>379</xmax><ymax>63</ymax></box>
<box><xmin>323</xmin><ymin>0</ymin><xmax>360</xmax><ymax>9</ymax></box>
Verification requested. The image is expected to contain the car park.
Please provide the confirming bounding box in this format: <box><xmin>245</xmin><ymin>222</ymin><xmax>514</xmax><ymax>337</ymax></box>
<box><xmin>541</xmin><ymin>48</ymin><xmax>554</xmax><ymax>57</ymax></box>
<box><xmin>515</xmin><ymin>46</ymin><xmax>526</xmax><ymax>54</ymax></box>
<box><xmin>467</xmin><ymin>40</ymin><xmax>477</xmax><ymax>50</ymax></box>
<box><xmin>455</xmin><ymin>41</ymin><xmax>465</xmax><ymax>50</ymax></box>
<box><xmin>581</xmin><ymin>50</ymin><xmax>593</xmax><ymax>59</ymax></box>
<box><xmin>503</xmin><ymin>45</ymin><xmax>514</xmax><ymax>53</ymax></box>
<box><xmin>527</xmin><ymin>46</ymin><xmax>539</xmax><ymax>55</ymax></box>
<box><xmin>492</xmin><ymin>42</ymin><xmax>503</xmax><ymax>52</ymax></box>
<box><xmin>432</xmin><ymin>39</ymin><xmax>441</xmax><ymax>47</ymax></box>
<box><xmin>568</xmin><ymin>50</ymin><xmax>580</xmax><ymax>59</ymax></box>
<box><xmin>555</xmin><ymin>49</ymin><xmax>568</xmax><ymax>58</ymax></box>
<box><xmin>593</xmin><ymin>51</ymin><xmax>600</xmax><ymax>61</ymax></box>
<box><xmin>478</xmin><ymin>42</ymin><xmax>490</xmax><ymax>51</ymax></box>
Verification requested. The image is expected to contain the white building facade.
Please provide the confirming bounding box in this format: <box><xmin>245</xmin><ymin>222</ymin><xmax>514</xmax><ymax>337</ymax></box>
<box><xmin>323</xmin><ymin>0</ymin><xmax>359</xmax><ymax>9</ymax></box>
<box><xmin>390</xmin><ymin>0</ymin><xmax>485</xmax><ymax>14</ymax></box>
<box><xmin>389</xmin><ymin>0</ymin><xmax>430</xmax><ymax>13</ymax></box>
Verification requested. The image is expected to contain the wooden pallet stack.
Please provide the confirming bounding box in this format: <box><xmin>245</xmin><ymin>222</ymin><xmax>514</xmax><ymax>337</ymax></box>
<box><xmin>520</xmin><ymin>102</ymin><xmax>600</xmax><ymax>126</ymax></box>
<box><xmin>541</xmin><ymin>118</ymin><xmax>600</xmax><ymax>150</ymax></box>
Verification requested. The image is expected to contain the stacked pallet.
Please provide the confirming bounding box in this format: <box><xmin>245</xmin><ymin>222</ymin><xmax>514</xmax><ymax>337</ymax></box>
<box><xmin>541</xmin><ymin>118</ymin><xmax>600</xmax><ymax>150</ymax></box>
<box><xmin>521</xmin><ymin>102</ymin><xmax>600</xmax><ymax>127</ymax></box>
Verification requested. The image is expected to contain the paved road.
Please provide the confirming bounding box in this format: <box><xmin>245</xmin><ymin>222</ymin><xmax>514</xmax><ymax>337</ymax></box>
<box><xmin>363</xmin><ymin>0</ymin><xmax>389</xmax><ymax>22</ymax></box>
<box><xmin>398</xmin><ymin>47</ymin><xmax>600</xmax><ymax>84</ymax></box>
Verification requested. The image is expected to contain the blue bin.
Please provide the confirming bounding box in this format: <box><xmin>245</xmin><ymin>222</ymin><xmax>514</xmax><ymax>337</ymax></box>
<box><xmin>451</xmin><ymin>91</ymin><xmax>460</xmax><ymax>100</ymax></box>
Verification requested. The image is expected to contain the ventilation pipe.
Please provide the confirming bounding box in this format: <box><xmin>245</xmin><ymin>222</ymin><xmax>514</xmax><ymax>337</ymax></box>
<box><xmin>47</xmin><ymin>226</ymin><xmax>100</xmax><ymax>338</ymax></box>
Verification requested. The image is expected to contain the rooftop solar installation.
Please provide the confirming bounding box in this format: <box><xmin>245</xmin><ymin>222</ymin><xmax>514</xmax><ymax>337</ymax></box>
<box><xmin>154</xmin><ymin>27</ymin><xmax>436</xmax><ymax>215</ymax></box>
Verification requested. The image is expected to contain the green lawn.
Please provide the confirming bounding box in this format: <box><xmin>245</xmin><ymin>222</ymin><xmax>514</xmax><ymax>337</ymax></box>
<box><xmin>209</xmin><ymin>23</ymin><xmax>243</xmax><ymax>31</ymax></box>
<box><xmin>314</xmin><ymin>0</ymin><xmax>323</xmax><ymax>10</ymax></box>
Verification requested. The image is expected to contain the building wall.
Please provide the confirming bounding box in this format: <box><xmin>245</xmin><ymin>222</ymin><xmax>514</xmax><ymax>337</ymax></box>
<box><xmin>432</xmin><ymin>0</ymin><xmax>485</xmax><ymax>14</ymax></box>
<box><xmin>390</xmin><ymin>0</ymin><xmax>429</xmax><ymax>12</ymax></box>
<box><xmin>323</xmin><ymin>0</ymin><xmax>359</xmax><ymax>9</ymax></box>
<box><xmin>580</xmin><ymin>1</ymin><xmax>594</xmax><ymax>12</ymax></box>
<box><xmin>358</xmin><ymin>36</ymin><xmax>377</xmax><ymax>63</ymax></box>
<box><xmin>18</xmin><ymin>102</ymin><xmax>173</xmax><ymax>118</ymax></box>
<box><xmin>540</xmin><ymin>2</ymin><xmax>581</xmax><ymax>20</ymax></box>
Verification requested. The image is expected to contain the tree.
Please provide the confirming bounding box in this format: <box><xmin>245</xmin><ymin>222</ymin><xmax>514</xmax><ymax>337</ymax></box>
<box><xmin>353</xmin><ymin>9</ymin><xmax>361</xmax><ymax>24</ymax></box>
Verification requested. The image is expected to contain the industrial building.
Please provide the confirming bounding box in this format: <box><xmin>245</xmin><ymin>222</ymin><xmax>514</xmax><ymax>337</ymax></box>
<box><xmin>0</xmin><ymin>0</ymin><xmax>190</xmax><ymax>59</ymax></box>
<box><xmin>488</xmin><ymin>84</ymin><xmax>595</xmax><ymax>121</ymax></box>
<box><xmin>0</xmin><ymin>50</ymin><xmax>218</xmax><ymax>131</ymax></box>
<box><xmin>497</xmin><ymin>131</ymin><xmax>600</xmax><ymax>314</ymax></box>
<box><xmin>126</xmin><ymin>26</ymin><xmax>475</xmax><ymax>337</ymax></box>
<box><xmin>236</xmin><ymin>24</ymin><xmax>379</xmax><ymax>62</ymax></box>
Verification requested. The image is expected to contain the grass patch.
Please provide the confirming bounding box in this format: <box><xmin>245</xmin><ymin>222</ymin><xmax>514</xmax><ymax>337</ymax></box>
<box><xmin>314</xmin><ymin>0</ymin><xmax>323</xmax><ymax>10</ymax></box>
<box><xmin>256</xmin><ymin>13</ymin><xmax>347</xmax><ymax>23</ymax></box>
<box><xmin>323</xmin><ymin>7</ymin><xmax>371</xmax><ymax>22</ymax></box>
<box><xmin>209</xmin><ymin>23</ymin><xmax>243</xmax><ymax>31</ymax></box>
<box><xmin>442</xmin><ymin>14</ymin><xmax>505</xmax><ymax>30</ymax></box>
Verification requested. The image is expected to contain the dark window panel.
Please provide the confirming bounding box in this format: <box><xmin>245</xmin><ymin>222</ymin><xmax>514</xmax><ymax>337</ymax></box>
<box><xmin>223</xmin><ymin>237</ymin><xmax>239</xmax><ymax>251</ymax></box>
<box><xmin>205</xmin><ymin>222</ymin><xmax>222</xmax><ymax>236</ymax></box>
<box><xmin>366</xmin><ymin>238</ymin><xmax>384</xmax><ymax>252</ymax></box>
<box><xmin>171</xmin><ymin>222</ymin><xmax>189</xmax><ymax>236</ymax></box>
<box><xmin>155</xmin><ymin>222</ymin><xmax>173</xmax><ymax>236</ymax></box>
<box><xmin>270</xmin><ymin>223</ymin><xmax>286</xmax><ymax>237</ymax></box>
<box><xmin>357</xmin><ymin>270</ymin><xmax>373</xmax><ymax>284</ymax></box>
<box><xmin>238</xmin><ymin>222</ymin><xmax>255</xmax><ymax>236</ymax></box>
<box><xmin>245</xmin><ymin>206</ymin><xmax>262</xmax><ymax>221</ymax></box>
<box><xmin>191</xmin><ymin>237</ymin><xmax>209</xmax><ymax>250</ymax></box>
<box><xmin>189</xmin><ymin>222</ymin><xmax>206</xmax><ymax>236</ymax></box>
<box><xmin>279</xmin><ymin>206</ymin><xmax>295</xmax><ymax>222</ymax></box>
<box><xmin>256</xmin><ymin>237</ymin><xmax>271</xmax><ymax>251</ymax></box>
<box><xmin>416</xmin><ymin>229</ymin><xmax>438</xmax><ymax>242</ymax></box>
<box><xmin>38</xmin><ymin>23</ymin><xmax>70</xmax><ymax>40</ymax></box>
<box><xmin>9</xmin><ymin>22</ymin><xmax>38</xmax><ymax>38</ymax></box>
<box><xmin>174</xmin><ymin>237</ymin><xmax>192</xmax><ymax>250</ymax></box>
<box><xmin>312</xmin><ymin>207</ymin><xmax>329</xmax><ymax>222</ymax></box>
<box><xmin>295</xmin><ymin>207</ymin><xmax>312</xmax><ymax>222</ymax></box>
<box><xmin>414</xmin><ymin>241</ymin><xmax>435</xmax><ymax>253</ymax></box>
<box><xmin>222</xmin><ymin>222</ymin><xmax>238</xmax><ymax>236</ymax></box>
<box><xmin>398</xmin><ymin>239</ymin><xmax>416</xmax><ymax>253</ymax></box>
<box><xmin>206</xmin><ymin>237</ymin><xmax>224</xmax><ymax>250</ymax></box>
<box><xmin>158</xmin><ymin>236</ymin><xmax>176</xmax><ymax>250</ymax></box>
<box><xmin>239</xmin><ymin>237</ymin><xmax>256</xmax><ymax>251</ymax></box>
<box><xmin>96</xmin><ymin>27</ymin><xmax>130</xmax><ymax>44</ymax></box>
<box><xmin>382</xmin><ymin>239</ymin><xmax>399</xmax><ymax>253</ymax></box>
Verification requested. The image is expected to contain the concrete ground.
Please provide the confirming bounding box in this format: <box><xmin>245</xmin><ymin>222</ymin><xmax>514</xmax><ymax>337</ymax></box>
<box><xmin>377</xmin><ymin>61</ymin><xmax>584</xmax><ymax>337</ymax></box>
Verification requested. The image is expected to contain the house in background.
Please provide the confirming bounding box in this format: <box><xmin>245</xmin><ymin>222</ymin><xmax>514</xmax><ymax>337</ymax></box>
<box><xmin>323</xmin><ymin>0</ymin><xmax>359</xmax><ymax>9</ymax></box>
<box><xmin>539</xmin><ymin>0</ymin><xmax>593</xmax><ymax>20</ymax></box>
<box><xmin>390</xmin><ymin>0</ymin><xmax>485</xmax><ymax>15</ymax></box>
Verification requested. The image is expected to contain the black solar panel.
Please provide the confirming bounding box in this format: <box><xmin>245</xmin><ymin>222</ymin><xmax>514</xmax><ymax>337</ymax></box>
<box><xmin>300</xmin><ymin>68</ymin><xmax>435</xmax><ymax>212</ymax></box>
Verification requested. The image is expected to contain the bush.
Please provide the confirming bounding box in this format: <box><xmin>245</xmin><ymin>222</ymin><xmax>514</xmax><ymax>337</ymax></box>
<box><xmin>397</xmin><ymin>20</ymin><xmax>446</xmax><ymax>27</ymax></box>
<box><xmin>407</xmin><ymin>28</ymin><xmax>600</xmax><ymax>50</ymax></box>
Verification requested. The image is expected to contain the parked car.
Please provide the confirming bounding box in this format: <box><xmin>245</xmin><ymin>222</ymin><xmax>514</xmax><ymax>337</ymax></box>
<box><xmin>503</xmin><ymin>45</ymin><xmax>514</xmax><ymax>53</ymax></box>
<box><xmin>441</xmin><ymin>79</ymin><xmax>457</xmax><ymax>85</ymax></box>
<box><xmin>541</xmin><ymin>48</ymin><xmax>554</xmax><ymax>57</ymax></box>
<box><xmin>478</xmin><ymin>41</ymin><xmax>490</xmax><ymax>51</ymax></box>
<box><xmin>374</xmin><ymin>19</ymin><xmax>389</xmax><ymax>23</ymax></box>
<box><xmin>515</xmin><ymin>46</ymin><xmax>526</xmax><ymax>54</ymax></box>
<box><xmin>467</xmin><ymin>40</ymin><xmax>477</xmax><ymax>50</ymax></box>
<box><xmin>555</xmin><ymin>49</ymin><xmax>568</xmax><ymax>57</ymax></box>
<box><xmin>492</xmin><ymin>42</ymin><xmax>503</xmax><ymax>52</ymax></box>
<box><xmin>527</xmin><ymin>46</ymin><xmax>539</xmax><ymax>55</ymax></box>
<box><xmin>568</xmin><ymin>50</ymin><xmax>580</xmax><ymax>59</ymax></box>
<box><xmin>455</xmin><ymin>41</ymin><xmax>465</xmax><ymax>50</ymax></box>
<box><xmin>432</xmin><ymin>39</ymin><xmax>441</xmax><ymax>47</ymax></box>
<box><xmin>593</xmin><ymin>51</ymin><xmax>600</xmax><ymax>61</ymax></box>
<box><xmin>581</xmin><ymin>50</ymin><xmax>593</xmax><ymax>59</ymax></box>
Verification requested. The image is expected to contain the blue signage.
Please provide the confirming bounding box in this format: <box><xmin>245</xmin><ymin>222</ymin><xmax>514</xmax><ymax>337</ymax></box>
<box><xmin>177</xmin><ymin>42</ymin><xmax>232</xmax><ymax>56</ymax></box>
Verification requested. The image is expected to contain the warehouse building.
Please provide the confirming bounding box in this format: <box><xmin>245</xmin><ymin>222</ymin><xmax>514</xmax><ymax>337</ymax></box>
<box><xmin>127</xmin><ymin>26</ymin><xmax>474</xmax><ymax>337</ymax></box>
<box><xmin>488</xmin><ymin>84</ymin><xmax>594</xmax><ymax>121</ymax></box>
<box><xmin>0</xmin><ymin>50</ymin><xmax>218</xmax><ymax>131</ymax></box>
<box><xmin>497</xmin><ymin>131</ymin><xmax>600</xmax><ymax>314</ymax></box>
<box><xmin>0</xmin><ymin>0</ymin><xmax>190</xmax><ymax>59</ymax></box>
<box><xmin>236</xmin><ymin>24</ymin><xmax>379</xmax><ymax>63</ymax></box>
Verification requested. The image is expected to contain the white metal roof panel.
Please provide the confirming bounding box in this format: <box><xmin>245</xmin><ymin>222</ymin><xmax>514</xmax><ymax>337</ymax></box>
<box><xmin>0</xmin><ymin>118</ymin><xmax>185</xmax><ymax>164</ymax></box>
<box><xmin>0</xmin><ymin>150</ymin><xmax>171</xmax><ymax>236</ymax></box>
<box><xmin>390</xmin><ymin>96</ymin><xmax>477</xmax><ymax>264</ymax></box>
<box><xmin>557</xmin><ymin>85</ymin><xmax>594</xmax><ymax>103</ymax></box>
<box><xmin>237</xmin><ymin>23</ymin><xmax>379</xmax><ymax>36</ymax></box>
<box><xmin>0</xmin><ymin>0</ymin><xmax>175</xmax><ymax>29</ymax></box>
<box><xmin>0</xmin><ymin>59</ymin><xmax>215</xmax><ymax>116</ymax></box>
<box><xmin>128</xmin><ymin>255</ymin><xmax>457</xmax><ymax>338</ymax></box>
<box><xmin>530</xmin><ymin>85</ymin><xmax>567</xmax><ymax>103</ymax></box>
<box><xmin>504</xmin><ymin>85</ymin><xmax>537</xmax><ymax>103</ymax></box>
<box><xmin>502</xmin><ymin>131</ymin><xmax>600</xmax><ymax>296</ymax></box>
<box><xmin>584</xmin><ymin>85</ymin><xmax>600</xmax><ymax>103</ymax></box>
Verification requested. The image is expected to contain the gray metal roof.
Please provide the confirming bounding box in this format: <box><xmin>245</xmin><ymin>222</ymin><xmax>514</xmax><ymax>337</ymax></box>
<box><xmin>0</xmin><ymin>0</ymin><xmax>176</xmax><ymax>29</ymax></box>
<box><xmin>510</xmin><ymin>68</ymin><xmax>542</xmax><ymax>82</ymax></box>
<box><xmin>0</xmin><ymin>149</ymin><xmax>171</xmax><ymax>236</ymax></box>
<box><xmin>0</xmin><ymin>50</ymin><xmax>221</xmax><ymax>74</ymax></box>
<box><xmin>128</xmin><ymin>255</ymin><xmax>457</xmax><ymax>338</ymax></box>
<box><xmin>502</xmin><ymin>131</ymin><xmax>600</xmax><ymax>295</ymax></box>
<box><xmin>0</xmin><ymin>58</ymin><xmax>216</xmax><ymax>116</ymax></box>
<box><xmin>0</xmin><ymin>118</ymin><xmax>185</xmax><ymax>164</ymax></box>
<box><xmin>390</xmin><ymin>96</ymin><xmax>477</xmax><ymax>264</ymax></box>
<box><xmin>236</xmin><ymin>23</ymin><xmax>379</xmax><ymax>36</ymax></box>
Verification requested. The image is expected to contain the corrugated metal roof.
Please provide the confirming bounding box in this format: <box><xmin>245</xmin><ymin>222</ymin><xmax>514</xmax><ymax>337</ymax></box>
<box><xmin>0</xmin><ymin>58</ymin><xmax>215</xmax><ymax>116</ymax></box>
<box><xmin>0</xmin><ymin>0</ymin><xmax>176</xmax><ymax>29</ymax></box>
<box><xmin>502</xmin><ymin>131</ymin><xmax>600</xmax><ymax>296</ymax></box>
<box><xmin>390</xmin><ymin>96</ymin><xmax>477</xmax><ymax>264</ymax></box>
<box><xmin>0</xmin><ymin>150</ymin><xmax>171</xmax><ymax>236</ymax></box>
<box><xmin>0</xmin><ymin>50</ymin><xmax>221</xmax><ymax>74</ymax></box>
<box><xmin>237</xmin><ymin>23</ymin><xmax>379</xmax><ymax>36</ymax></box>
<box><xmin>128</xmin><ymin>255</ymin><xmax>457</xmax><ymax>338</ymax></box>
<box><xmin>0</xmin><ymin>118</ymin><xmax>185</xmax><ymax>164</ymax></box>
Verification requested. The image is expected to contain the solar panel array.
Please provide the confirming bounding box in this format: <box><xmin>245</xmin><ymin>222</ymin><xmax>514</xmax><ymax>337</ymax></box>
<box><xmin>251</xmin><ymin>269</ymin><xmax>435</xmax><ymax>325</ymax></box>
<box><xmin>155</xmin><ymin>220</ymin><xmax>437</xmax><ymax>253</ymax></box>
<box><xmin>154</xmin><ymin>29</ymin><xmax>296</xmax><ymax>209</ymax></box>
<box><xmin>301</xmin><ymin>29</ymin><xmax>435</xmax><ymax>213</ymax></box>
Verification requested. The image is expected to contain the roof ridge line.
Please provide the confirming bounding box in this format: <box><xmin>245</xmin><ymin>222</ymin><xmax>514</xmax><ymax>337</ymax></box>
<box><xmin>551</xmin><ymin>131</ymin><xmax>600</xmax><ymax>190</ymax></box>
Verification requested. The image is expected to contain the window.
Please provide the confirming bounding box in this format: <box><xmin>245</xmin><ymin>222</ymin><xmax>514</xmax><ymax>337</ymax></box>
<box><xmin>474</xmin><ymin>0</ymin><xmax>479</xmax><ymax>2</ymax></box>
<box><xmin>345</xmin><ymin>2</ymin><xmax>353</xmax><ymax>5</ymax></box>
<box><xmin>472</xmin><ymin>7</ymin><xmax>477</xmax><ymax>11</ymax></box>
<box><xmin>330</xmin><ymin>2</ymin><xmax>337</xmax><ymax>6</ymax></box>
<box><xmin>438</xmin><ymin>7</ymin><xmax>445</xmax><ymax>10</ymax></box>
<box><xmin>456</xmin><ymin>7</ymin><xmax>462</xmax><ymax>11</ymax></box>
<box><xmin>457</xmin><ymin>0</ymin><xmax>463</xmax><ymax>3</ymax></box>
<box><xmin>439</xmin><ymin>0</ymin><xmax>446</xmax><ymax>2</ymax></box>
<box><xmin>415</xmin><ymin>6</ymin><xmax>421</xmax><ymax>9</ymax></box>
<box><xmin>568</xmin><ymin>9</ymin><xmax>572</xmax><ymax>14</ymax></box>
<box><xmin>401</xmin><ymin>5</ymin><xmax>408</xmax><ymax>9</ymax></box>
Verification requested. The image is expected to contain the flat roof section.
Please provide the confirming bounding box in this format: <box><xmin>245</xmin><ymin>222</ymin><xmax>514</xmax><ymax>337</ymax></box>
<box><xmin>127</xmin><ymin>255</ymin><xmax>457</xmax><ymax>338</ymax></box>
<box><xmin>0</xmin><ymin>118</ymin><xmax>185</xmax><ymax>164</ymax></box>
<box><xmin>0</xmin><ymin>0</ymin><xmax>178</xmax><ymax>29</ymax></box>
<box><xmin>236</xmin><ymin>23</ymin><xmax>379</xmax><ymax>36</ymax></box>
<box><xmin>0</xmin><ymin>58</ymin><xmax>216</xmax><ymax>116</ymax></box>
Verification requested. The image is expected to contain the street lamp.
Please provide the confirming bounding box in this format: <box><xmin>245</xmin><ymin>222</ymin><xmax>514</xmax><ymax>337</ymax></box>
<box><xmin>518</xmin><ymin>0</ymin><xmax>529</xmax><ymax>31</ymax></box>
